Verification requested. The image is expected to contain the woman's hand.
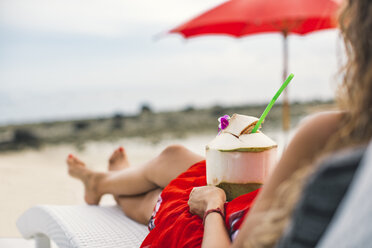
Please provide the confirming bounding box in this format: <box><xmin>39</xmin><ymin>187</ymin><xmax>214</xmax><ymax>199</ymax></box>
<box><xmin>188</xmin><ymin>186</ymin><xmax>226</xmax><ymax>218</ymax></box>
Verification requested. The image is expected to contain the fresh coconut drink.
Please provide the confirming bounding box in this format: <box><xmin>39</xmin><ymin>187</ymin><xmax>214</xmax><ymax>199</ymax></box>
<box><xmin>206</xmin><ymin>114</ymin><xmax>277</xmax><ymax>201</ymax></box>
<box><xmin>206</xmin><ymin>73</ymin><xmax>294</xmax><ymax>201</ymax></box>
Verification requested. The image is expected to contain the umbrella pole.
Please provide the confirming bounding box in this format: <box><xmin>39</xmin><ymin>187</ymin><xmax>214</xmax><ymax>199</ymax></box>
<box><xmin>282</xmin><ymin>32</ymin><xmax>290</xmax><ymax>131</ymax></box>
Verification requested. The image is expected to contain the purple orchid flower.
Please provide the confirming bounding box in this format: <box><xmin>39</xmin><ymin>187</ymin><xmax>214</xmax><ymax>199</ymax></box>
<box><xmin>218</xmin><ymin>115</ymin><xmax>230</xmax><ymax>133</ymax></box>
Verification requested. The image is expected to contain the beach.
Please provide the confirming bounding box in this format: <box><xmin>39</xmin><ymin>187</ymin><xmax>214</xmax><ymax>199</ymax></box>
<box><xmin>0</xmin><ymin>101</ymin><xmax>333</xmax><ymax>238</ymax></box>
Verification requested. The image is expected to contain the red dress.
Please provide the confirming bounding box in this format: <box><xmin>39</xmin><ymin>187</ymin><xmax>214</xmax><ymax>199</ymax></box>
<box><xmin>140</xmin><ymin>160</ymin><xmax>260</xmax><ymax>248</ymax></box>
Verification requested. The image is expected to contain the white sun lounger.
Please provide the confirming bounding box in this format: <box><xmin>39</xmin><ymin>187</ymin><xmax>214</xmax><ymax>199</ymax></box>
<box><xmin>17</xmin><ymin>205</ymin><xmax>149</xmax><ymax>248</ymax></box>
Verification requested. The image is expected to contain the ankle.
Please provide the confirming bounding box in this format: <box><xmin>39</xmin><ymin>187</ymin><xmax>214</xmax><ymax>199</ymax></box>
<box><xmin>94</xmin><ymin>172</ymin><xmax>108</xmax><ymax>196</ymax></box>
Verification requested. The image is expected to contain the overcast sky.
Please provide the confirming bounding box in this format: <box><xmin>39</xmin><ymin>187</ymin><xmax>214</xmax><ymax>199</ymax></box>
<box><xmin>0</xmin><ymin>0</ymin><xmax>343</xmax><ymax>124</ymax></box>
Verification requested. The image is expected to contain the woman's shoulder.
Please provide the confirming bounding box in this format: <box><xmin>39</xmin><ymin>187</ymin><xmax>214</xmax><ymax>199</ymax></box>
<box><xmin>299</xmin><ymin>110</ymin><xmax>344</xmax><ymax>128</ymax></box>
<box><xmin>277</xmin><ymin>111</ymin><xmax>345</xmax><ymax>174</ymax></box>
<box><xmin>294</xmin><ymin>111</ymin><xmax>344</xmax><ymax>141</ymax></box>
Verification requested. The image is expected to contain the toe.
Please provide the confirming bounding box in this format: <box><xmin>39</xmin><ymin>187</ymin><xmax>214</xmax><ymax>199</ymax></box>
<box><xmin>66</xmin><ymin>154</ymin><xmax>86</xmax><ymax>171</ymax></box>
<box><xmin>109</xmin><ymin>150</ymin><xmax>118</xmax><ymax>164</ymax></box>
<box><xmin>118</xmin><ymin>147</ymin><xmax>126</xmax><ymax>157</ymax></box>
<box><xmin>73</xmin><ymin>156</ymin><xmax>84</xmax><ymax>165</ymax></box>
<box><xmin>66</xmin><ymin>154</ymin><xmax>74</xmax><ymax>163</ymax></box>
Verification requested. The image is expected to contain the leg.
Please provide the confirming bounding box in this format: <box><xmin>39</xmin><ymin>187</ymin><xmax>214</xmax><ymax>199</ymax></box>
<box><xmin>101</xmin><ymin>144</ymin><xmax>204</xmax><ymax>194</ymax></box>
<box><xmin>67</xmin><ymin>144</ymin><xmax>204</xmax><ymax>204</ymax></box>
<box><xmin>107</xmin><ymin>148</ymin><xmax>162</xmax><ymax>224</ymax></box>
<box><xmin>116</xmin><ymin>189</ymin><xmax>162</xmax><ymax>225</ymax></box>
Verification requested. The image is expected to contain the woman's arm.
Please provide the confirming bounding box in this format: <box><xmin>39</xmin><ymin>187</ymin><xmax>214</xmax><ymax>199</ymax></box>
<box><xmin>232</xmin><ymin>111</ymin><xmax>343</xmax><ymax>247</ymax></box>
<box><xmin>202</xmin><ymin>210</ymin><xmax>231</xmax><ymax>248</ymax></box>
<box><xmin>188</xmin><ymin>186</ymin><xmax>231</xmax><ymax>248</ymax></box>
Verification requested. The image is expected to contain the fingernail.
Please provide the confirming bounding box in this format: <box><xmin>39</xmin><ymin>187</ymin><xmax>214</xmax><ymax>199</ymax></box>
<box><xmin>68</xmin><ymin>154</ymin><xmax>73</xmax><ymax>158</ymax></box>
<box><xmin>119</xmin><ymin>147</ymin><xmax>124</xmax><ymax>152</ymax></box>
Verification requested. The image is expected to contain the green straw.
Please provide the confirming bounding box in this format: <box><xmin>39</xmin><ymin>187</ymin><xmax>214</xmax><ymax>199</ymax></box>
<box><xmin>251</xmin><ymin>73</ymin><xmax>295</xmax><ymax>133</ymax></box>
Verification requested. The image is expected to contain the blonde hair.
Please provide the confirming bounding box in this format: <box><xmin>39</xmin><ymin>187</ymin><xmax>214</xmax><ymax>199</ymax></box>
<box><xmin>245</xmin><ymin>0</ymin><xmax>372</xmax><ymax>246</ymax></box>
<box><xmin>244</xmin><ymin>166</ymin><xmax>313</xmax><ymax>248</ymax></box>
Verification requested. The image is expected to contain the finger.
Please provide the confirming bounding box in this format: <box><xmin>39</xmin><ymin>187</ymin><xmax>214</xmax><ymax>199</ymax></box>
<box><xmin>188</xmin><ymin>204</ymin><xmax>194</xmax><ymax>214</ymax></box>
<box><xmin>189</xmin><ymin>188</ymin><xmax>195</xmax><ymax>196</ymax></box>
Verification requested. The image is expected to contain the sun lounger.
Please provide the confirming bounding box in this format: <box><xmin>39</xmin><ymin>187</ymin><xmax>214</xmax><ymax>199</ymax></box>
<box><xmin>276</xmin><ymin>139</ymin><xmax>372</xmax><ymax>248</ymax></box>
<box><xmin>317</xmin><ymin>140</ymin><xmax>372</xmax><ymax>248</ymax></box>
<box><xmin>276</xmin><ymin>145</ymin><xmax>366</xmax><ymax>248</ymax></box>
<box><xmin>16</xmin><ymin>205</ymin><xmax>149</xmax><ymax>248</ymax></box>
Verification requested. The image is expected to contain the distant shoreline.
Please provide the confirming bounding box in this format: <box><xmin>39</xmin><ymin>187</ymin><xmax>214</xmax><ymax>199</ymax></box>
<box><xmin>0</xmin><ymin>100</ymin><xmax>336</xmax><ymax>152</ymax></box>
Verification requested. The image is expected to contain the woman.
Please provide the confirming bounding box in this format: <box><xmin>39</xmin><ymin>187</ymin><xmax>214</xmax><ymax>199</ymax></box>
<box><xmin>67</xmin><ymin>0</ymin><xmax>372</xmax><ymax>247</ymax></box>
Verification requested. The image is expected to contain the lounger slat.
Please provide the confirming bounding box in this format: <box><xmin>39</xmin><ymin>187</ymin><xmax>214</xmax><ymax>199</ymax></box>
<box><xmin>17</xmin><ymin>205</ymin><xmax>149</xmax><ymax>248</ymax></box>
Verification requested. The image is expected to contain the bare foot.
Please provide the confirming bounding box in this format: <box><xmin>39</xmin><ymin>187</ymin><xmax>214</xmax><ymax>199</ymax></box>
<box><xmin>108</xmin><ymin>147</ymin><xmax>130</xmax><ymax>171</ymax></box>
<box><xmin>66</xmin><ymin>154</ymin><xmax>105</xmax><ymax>205</ymax></box>
<box><xmin>108</xmin><ymin>147</ymin><xmax>129</xmax><ymax>204</ymax></box>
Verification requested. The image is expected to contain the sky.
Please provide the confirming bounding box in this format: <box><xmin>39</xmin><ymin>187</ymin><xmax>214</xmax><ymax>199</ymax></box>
<box><xmin>0</xmin><ymin>0</ymin><xmax>344</xmax><ymax>125</ymax></box>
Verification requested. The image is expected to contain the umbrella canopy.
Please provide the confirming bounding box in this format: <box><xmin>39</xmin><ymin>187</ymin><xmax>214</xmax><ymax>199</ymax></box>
<box><xmin>170</xmin><ymin>0</ymin><xmax>339</xmax><ymax>38</ymax></box>
<box><xmin>170</xmin><ymin>0</ymin><xmax>340</xmax><ymax>131</ymax></box>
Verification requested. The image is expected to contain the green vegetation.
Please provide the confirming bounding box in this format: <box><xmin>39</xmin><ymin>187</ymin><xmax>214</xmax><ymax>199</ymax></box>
<box><xmin>0</xmin><ymin>100</ymin><xmax>335</xmax><ymax>152</ymax></box>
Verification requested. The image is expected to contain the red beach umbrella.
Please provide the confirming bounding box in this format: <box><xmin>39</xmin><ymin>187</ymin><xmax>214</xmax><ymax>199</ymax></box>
<box><xmin>170</xmin><ymin>0</ymin><xmax>340</xmax><ymax>131</ymax></box>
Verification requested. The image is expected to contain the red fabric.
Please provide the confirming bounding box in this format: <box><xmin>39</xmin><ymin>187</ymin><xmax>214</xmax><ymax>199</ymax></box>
<box><xmin>170</xmin><ymin>0</ymin><xmax>340</xmax><ymax>38</ymax></box>
<box><xmin>140</xmin><ymin>160</ymin><xmax>261</xmax><ymax>248</ymax></box>
<box><xmin>224</xmin><ymin>188</ymin><xmax>260</xmax><ymax>239</ymax></box>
